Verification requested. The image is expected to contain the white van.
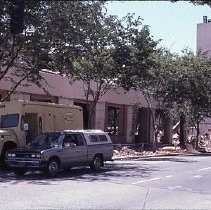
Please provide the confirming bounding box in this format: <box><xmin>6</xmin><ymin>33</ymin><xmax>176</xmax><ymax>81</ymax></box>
<box><xmin>0</xmin><ymin>101</ymin><xmax>83</xmax><ymax>167</ymax></box>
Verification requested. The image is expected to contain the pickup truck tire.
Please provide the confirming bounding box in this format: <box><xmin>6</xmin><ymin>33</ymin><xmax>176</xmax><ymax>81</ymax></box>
<box><xmin>47</xmin><ymin>159</ymin><xmax>60</xmax><ymax>176</ymax></box>
<box><xmin>91</xmin><ymin>155</ymin><xmax>103</xmax><ymax>171</ymax></box>
<box><xmin>14</xmin><ymin>168</ymin><xmax>27</xmax><ymax>176</ymax></box>
<box><xmin>64</xmin><ymin>167</ymin><xmax>72</xmax><ymax>173</ymax></box>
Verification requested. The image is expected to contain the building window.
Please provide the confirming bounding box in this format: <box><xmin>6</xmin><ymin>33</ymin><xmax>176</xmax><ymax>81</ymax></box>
<box><xmin>30</xmin><ymin>94</ymin><xmax>58</xmax><ymax>103</ymax></box>
<box><xmin>0</xmin><ymin>90</ymin><xmax>10</xmax><ymax>102</ymax></box>
<box><xmin>74</xmin><ymin>102</ymin><xmax>89</xmax><ymax>129</ymax></box>
<box><xmin>107</xmin><ymin>105</ymin><xmax>124</xmax><ymax>136</ymax></box>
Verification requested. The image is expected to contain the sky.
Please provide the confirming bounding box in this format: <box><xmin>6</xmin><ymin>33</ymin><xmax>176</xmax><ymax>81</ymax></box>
<box><xmin>105</xmin><ymin>1</ymin><xmax>211</xmax><ymax>54</ymax></box>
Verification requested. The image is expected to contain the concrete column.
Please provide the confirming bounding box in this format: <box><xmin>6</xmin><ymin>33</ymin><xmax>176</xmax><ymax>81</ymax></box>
<box><xmin>94</xmin><ymin>102</ymin><xmax>106</xmax><ymax>130</ymax></box>
<box><xmin>126</xmin><ymin>106</ymin><xmax>133</xmax><ymax>143</ymax></box>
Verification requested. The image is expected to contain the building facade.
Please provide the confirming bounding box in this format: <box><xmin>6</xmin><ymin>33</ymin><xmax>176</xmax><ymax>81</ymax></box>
<box><xmin>197</xmin><ymin>16</ymin><xmax>211</xmax><ymax>57</ymax></box>
<box><xmin>0</xmin><ymin>70</ymin><xmax>159</xmax><ymax>146</ymax></box>
<box><xmin>194</xmin><ymin>16</ymin><xmax>211</xmax><ymax>136</ymax></box>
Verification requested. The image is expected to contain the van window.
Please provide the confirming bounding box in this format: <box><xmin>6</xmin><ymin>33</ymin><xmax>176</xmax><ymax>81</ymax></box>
<box><xmin>98</xmin><ymin>135</ymin><xmax>108</xmax><ymax>142</ymax></box>
<box><xmin>1</xmin><ymin>113</ymin><xmax>19</xmax><ymax>128</ymax></box>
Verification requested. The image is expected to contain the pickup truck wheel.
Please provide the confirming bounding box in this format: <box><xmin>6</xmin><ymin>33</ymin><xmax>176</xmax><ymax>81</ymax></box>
<box><xmin>64</xmin><ymin>167</ymin><xmax>71</xmax><ymax>173</ymax></box>
<box><xmin>14</xmin><ymin>168</ymin><xmax>27</xmax><ymax>176</ymax></box>
<box><xmin>47</xmin><ymin>159</ymin><xmax>60</xmax><ymax>176</ymax></box>
<box><xmin>91</xmin><ymin>155</ymin><xmax>103</xmax><ymax>171</ymax></box>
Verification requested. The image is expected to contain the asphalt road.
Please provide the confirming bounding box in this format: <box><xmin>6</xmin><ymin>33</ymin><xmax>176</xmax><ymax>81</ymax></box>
<box><xmin>1</xmin><ymin>155</ymin><xmax>211</xmax><ymax>209</ymax></box>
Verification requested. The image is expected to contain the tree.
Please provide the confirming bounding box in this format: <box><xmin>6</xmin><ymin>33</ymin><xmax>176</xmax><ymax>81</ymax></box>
<box><xmin>178</xmin><ymin>50</ymin><xmax>211</xmax><ymax>147</ymax></box>
<box><xmin>72</xmin><ymin>13</ymin><xmax>158</xmax><ymax>129</ymax></box>
<box><xmin>1</xmin><ymin>1</ymin><xmax>159</xmax><ymax>135</ymax></box>
<box><xmin>1</xmin><ymin>1</ymin><xmax>43</xmax><ymax>101</ymax></box>
<box><xmin>143</xmin><ymin>49</ymin><xmax>211</xmax><ymax>149</ymax></box>
<box><xmin>139</xmin><ymin>49</ymin><xmax>182</xmax><ymax>149</ymax></box>
<box><xmin>148</xmin><ymin>49</ymin><xmax>190</xmax><ymax>147</ymax></box>
<box><xmin>71</xmin><ymin>14</ymin><xmax>117</xmax><ymax>128</ymax></box>
<box><xmin>110</xmin><ymin>14</ymin><xmax>159</xmax><ymax>148</ymax></box>
<box><xmin>0</xmin><ymin>1</ymin><xmax>107</xmax><ymax>101</ymax></box>
<box><xmin>171</xmin><ymin>0</ymin><xmax>211</xmax><ymax>7</ymax></box>
<box><xmin>116</xmin><ymin>45</ymin><xmax>211</xmax><ymax>149</ymax></box>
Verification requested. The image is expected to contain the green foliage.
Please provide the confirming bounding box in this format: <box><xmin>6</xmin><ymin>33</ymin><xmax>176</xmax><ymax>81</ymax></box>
<box><xmin>1</xmin><ymin>1</ymin><xmax>159</xmax><ymax>126</ymax></box>
<box><xmin>179</xmin><ymin>50</ymin><xmax>211</xmax><ymax>121</ymax></box>
<box><xmin>0</xmin><ymin>1</ymin><xmax>107</xmax><ymax>101</ymax></box>
<box><xmin>112</xmin><ymin>14</ymin><xmax>158</xmax><ymax>90</ymax></box>
<box><xmin>144</xmin><ymin>48</ymin><xmax>211</xmax><ymax>126</ymax></box>
<box><xmin>73</xmin><ymin>12</ymin><xmax>158</xmax><ymax>91</ymax></box>
<box><xmin>71</xmin><ymin>12</ymin><xmax>158</xmax><ymax>127</ymax></box>
<box><xmin>171</xmin><ymin>0</ymin><xmax>211</xmax><ymax>6</ymax></box>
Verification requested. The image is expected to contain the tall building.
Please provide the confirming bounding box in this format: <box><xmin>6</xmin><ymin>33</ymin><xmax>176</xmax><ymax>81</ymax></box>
<box><xmin>196</xmin><ymin>16</ymin><xmax>211</xmax><ymax>136</ymax></box>
<box><xmin>197</xmin><ymin>16</ymin><xmax>211</xmax><ymax>57</ymax></box>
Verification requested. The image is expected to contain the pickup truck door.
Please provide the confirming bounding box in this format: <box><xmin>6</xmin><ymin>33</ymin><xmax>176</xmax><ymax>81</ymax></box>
<box><xmin>62</xmin><ymin>133</ymin><xmax>87</xmax><ymax>167</ymax></box>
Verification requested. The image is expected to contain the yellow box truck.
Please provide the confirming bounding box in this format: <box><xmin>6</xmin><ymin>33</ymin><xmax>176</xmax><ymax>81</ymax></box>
<box><xmin>0</xmin><ymin>100</ymin><xmax>83</xmax><ymax>167</ymax></box>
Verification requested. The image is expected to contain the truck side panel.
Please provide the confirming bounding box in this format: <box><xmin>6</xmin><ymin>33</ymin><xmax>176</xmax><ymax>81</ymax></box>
<box><xmin>23</xmin><ymin>103</ymin><xmax>83</xmax><ymax>136</ymax></box>
<box><xmin>87</xmin><ymin>144</ymin><xmax>113</xmax><ymax>162</ymax></box>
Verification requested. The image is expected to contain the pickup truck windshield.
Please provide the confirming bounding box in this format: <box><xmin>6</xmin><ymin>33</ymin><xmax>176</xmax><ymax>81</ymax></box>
<box><xmin>30</xmin><ymin>132</ymin><xmax>63</xmax><ymax>147</ymax></box>
<box><xmin>1</xmin><ymin>113</ymin><xmax>19</xmax><ymax>128</ymax></box>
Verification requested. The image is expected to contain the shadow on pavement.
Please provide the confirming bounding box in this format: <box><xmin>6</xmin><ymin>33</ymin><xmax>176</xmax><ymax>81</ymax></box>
<box><xmin>0</xmin><ymin>154</ymin><xmax>204</xmax><ymax>185</ymax></box>
<box><xmin>139</xmin><ymin>156</ymin><xmax>198</xmax><ymax>163</ymax></box>
<box><xmin>0</xmin><ymin>162</ymin><xmax>161</xmax><ymax>185</ymax></box>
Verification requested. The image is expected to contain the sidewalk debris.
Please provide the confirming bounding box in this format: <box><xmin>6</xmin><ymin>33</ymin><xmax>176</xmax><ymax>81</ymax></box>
<box><xmin>112</xmin><ymin>144</ymin><xmax>201</xmax><ymax>160</ymax></box>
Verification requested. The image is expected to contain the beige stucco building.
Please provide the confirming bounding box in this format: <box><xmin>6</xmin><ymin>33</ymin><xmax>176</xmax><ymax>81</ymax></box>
<box><xmin>196</xmin><ymin>16</ymin><xmax>211</xmax><ymax>136</ymax></box>
<box><xmin>197</xmin><ymin>16</ymin><xmax>211</xmax><ymax>57</ymax></box>
<box><xmin>0</xmin><ymin>70</ymin><xmax>159</xmax><ymax>146</ymax></box>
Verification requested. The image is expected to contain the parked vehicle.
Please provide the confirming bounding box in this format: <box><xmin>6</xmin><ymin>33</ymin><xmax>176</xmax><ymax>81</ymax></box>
<box><xmin>0</xmin><ymin>101</ymin><xmax>83</xmax><ymax>167</ymax></box>
<box><xmin>6</xmin><ymin>130</ymin><xmax>113</xmax><ymax>176</ymax></box>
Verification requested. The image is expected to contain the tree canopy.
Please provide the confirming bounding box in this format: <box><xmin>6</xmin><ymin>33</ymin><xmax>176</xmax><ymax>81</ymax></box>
<box><xmin>2</xmin><ymin>0</ymin><xmax>211</xmax><ymax>140</ymax></box>
<box><xmin>0</xmin><ymin>1</ymin><xmax>159</xmax><ymax>106</ymax></box>
<box><xmin>71</xmin><ymin>12</ymin><xmax>158</xmax><ymax>127</ymax></box>
<box><xmin>0</xmin><ymin>1</ymin><xmax>108</xmax><ymax>100</ymax></box>
<box><xmin>172</xmin><ymin>0</ymin><xmax>211</xmax><ymax>7</ymax></box>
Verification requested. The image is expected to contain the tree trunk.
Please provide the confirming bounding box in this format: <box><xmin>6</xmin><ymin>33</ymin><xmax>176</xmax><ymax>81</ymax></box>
<box><xmin>163</xmin><ymin>111</ymin><xmax>172</xmax><ymax>145</ymax></box>
<box><xmin>152</xmin><ymin>131</ymin><xmax>157</xmax><ymax>153</ymax></box>
<box><xmin>195</xmin><ymin>120</ymin><xmax>200</xmax><ymax>149</ymax></box>
<box><xmin>179</xmin><ymin>113</ymin><xmax>187</xmax><ymax>149</ymax></box>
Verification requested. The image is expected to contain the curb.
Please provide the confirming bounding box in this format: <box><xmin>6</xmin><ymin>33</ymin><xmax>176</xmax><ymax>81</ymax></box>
<box><xmin>112</xmin><ymin>151</ymin><xmax>211</xmax><ymax>161</ymax></box>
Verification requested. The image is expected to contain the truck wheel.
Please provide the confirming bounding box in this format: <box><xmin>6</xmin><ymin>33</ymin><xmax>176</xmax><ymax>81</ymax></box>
<box><xmin>64</xmin><ymin>167</ymin><xmax>71</xmax><ymax>173</ymax></box>
<box><xmin>47</xmin><ymin>159</ymin><xmax>60</xmax><ymax>176</ymax></box>
<box><xmin>91</xmin><ymin>155</ymin><xmax>103</xmax><ymax>171</ymax></box>
<box><xmin>14</xmin><ymin>168</ymin><xmax>27</xmax><ymax>176</ymax></box>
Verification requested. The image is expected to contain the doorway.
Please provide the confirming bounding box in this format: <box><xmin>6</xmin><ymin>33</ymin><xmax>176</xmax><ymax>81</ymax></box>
<box><xmin>74</xmin><ymin>102</ymin><xmax>89</xmax><ymax>129</ymax></box>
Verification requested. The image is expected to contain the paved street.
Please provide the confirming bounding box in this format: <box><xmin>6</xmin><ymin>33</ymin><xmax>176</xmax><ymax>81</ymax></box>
<box><xmin>1</xmin><ymin>155</ymin><xmax>211</xmax><ymax>209</ymax></box>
